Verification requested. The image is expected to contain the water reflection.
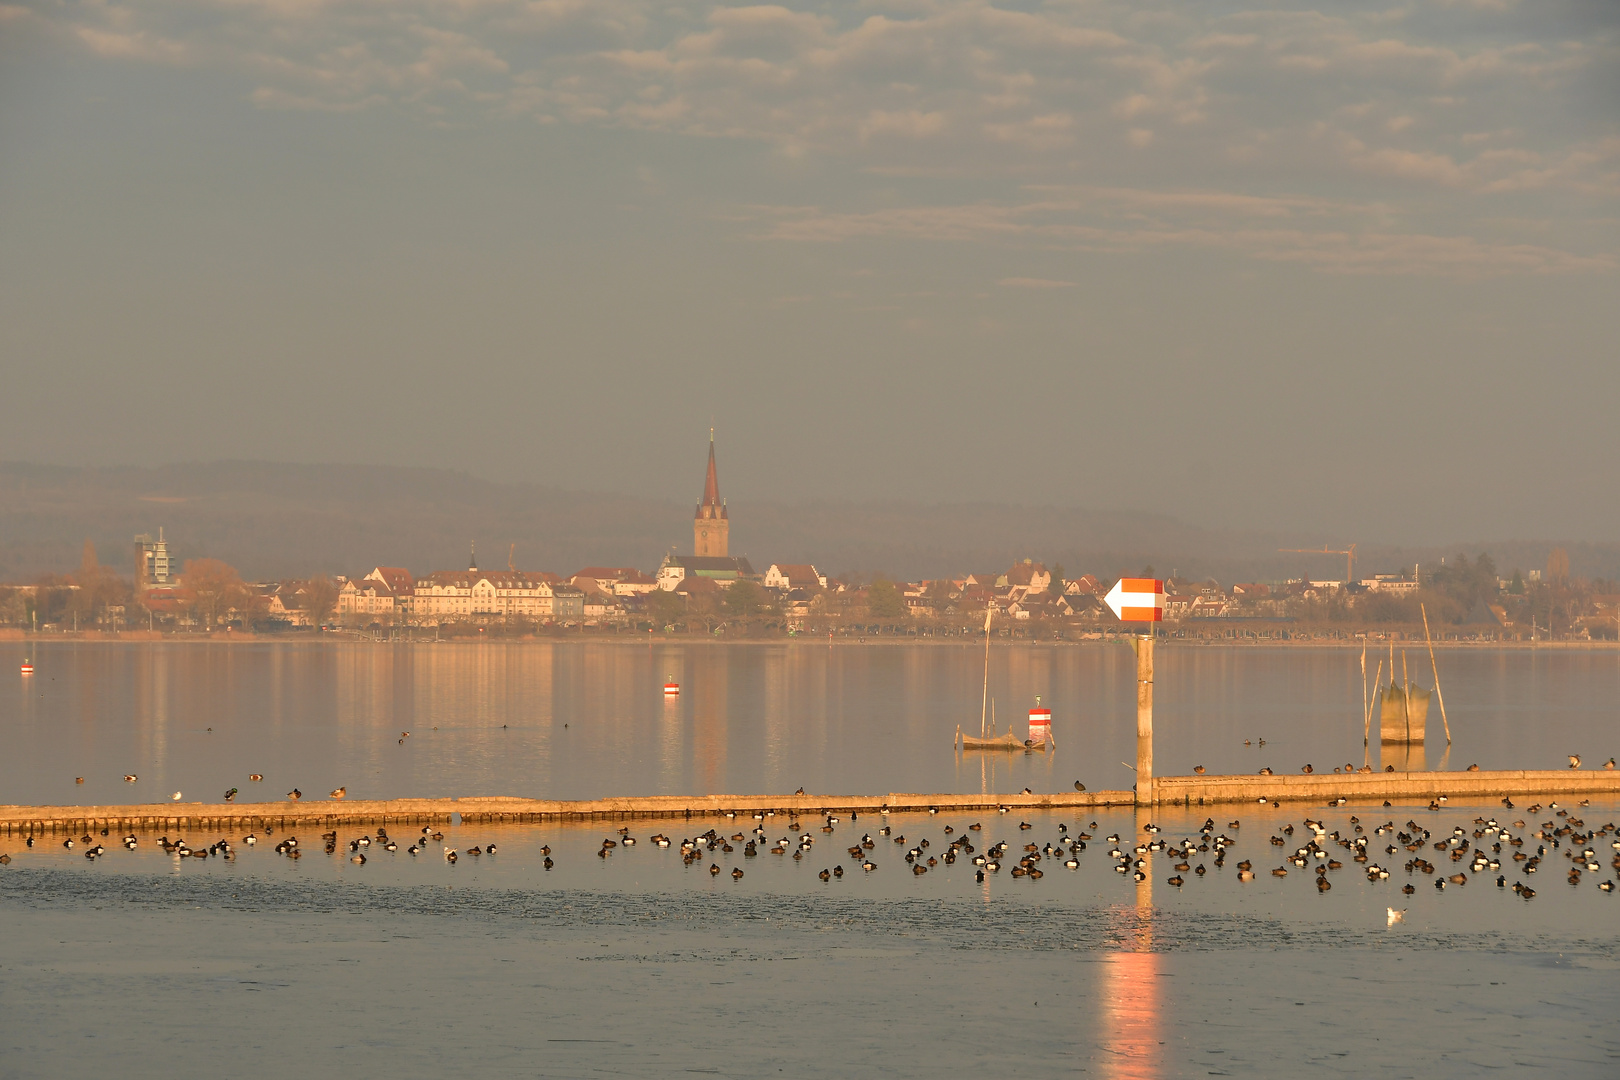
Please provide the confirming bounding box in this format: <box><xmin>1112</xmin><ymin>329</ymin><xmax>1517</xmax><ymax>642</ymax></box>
<box><xmin>1100</xmin><ymin>951</ymin><xmax>1163</xmax><ymax>1080</ymax></box>
<box><xmin>3</xmin><ymin>641</ymin><xmax>1618</xmax><ymax>807</ymax></box>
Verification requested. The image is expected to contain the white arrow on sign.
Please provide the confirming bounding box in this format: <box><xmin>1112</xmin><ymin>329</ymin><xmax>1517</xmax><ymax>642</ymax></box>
<box><xmin>1104</xmin><ymin>578</ymin><xmax>1165</xmax><ymax>623</ymax></box>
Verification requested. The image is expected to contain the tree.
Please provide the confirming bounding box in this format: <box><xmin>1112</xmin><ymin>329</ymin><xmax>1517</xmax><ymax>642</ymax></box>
<box><xmin>646</xmin><ymin>588</ymin><xmax>685</xmax><ymax>628</ymax></box>
<box><xmin>1508</xmin><ymin>570</ymin><xmax>1525</xmax><ymax>595</ymax></box>
<box><xmin>181</xmin><ymin>558</ymin><xmax>251</xmax><ymax>628</ymax></box>
<box><xmin>301</xmin><ymin>575</ymin><xmax>339</xmax><ymax>627</ymax></box>
<box><xmin>724</xmin><ymin>579</ymin><xmax>771</xmax><ymax>617</ymax></box>
<box><xmin>1049</xmin><ymin>563</ymin><xmax>1066</xmax><ymax>594</ymax></box>
<box><xmin>867</xmin><ymin>578</ymin><xmax>907</xmax><ymax>619</ymax></box>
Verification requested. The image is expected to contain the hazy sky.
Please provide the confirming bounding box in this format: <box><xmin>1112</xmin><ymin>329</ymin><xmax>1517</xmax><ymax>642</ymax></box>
<box><xmin>1</xmin><ymin>0</ymin><xmax>1615</xmax><ymax>544</ymax></box>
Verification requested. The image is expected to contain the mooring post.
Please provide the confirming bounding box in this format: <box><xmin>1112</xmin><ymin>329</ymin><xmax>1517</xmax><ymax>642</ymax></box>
<box><xmin>1135</xmin><ymin>632</ymin><xmax>1154</xmax><ymax>806</ymax></box>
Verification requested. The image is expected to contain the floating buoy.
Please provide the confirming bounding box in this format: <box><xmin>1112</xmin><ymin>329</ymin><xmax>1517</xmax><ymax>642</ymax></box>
<box><xmin>663</xmin><ymin>675</ymin><xmax>680</xmax><ymax>697</ymax></box>
<box><xmin>1028</xmin><ymin>697</ymin><xmax>1051</xmax><ymax>745</ymax></box>
<box><xmin>20</xmin><ymin>661</ymin><xmax>33</xmax><ymax>676</ymax></box>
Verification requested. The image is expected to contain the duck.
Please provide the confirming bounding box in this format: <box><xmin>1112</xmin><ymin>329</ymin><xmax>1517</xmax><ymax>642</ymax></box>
<box><xmin>1569</xmin><ymin>754</ymin><xmax>1582</xmax><ymax>769</ymax></box>
<box><xmin>1259</xmin><ymin>767</ymin><xmax>1274</xmax><ymax>776</ymax></box>
<box><xmin>1302</xmin><ymin>764</ymin><xmax>1313</xmax><ymax>774</ymax></box>
<box><xmin>329</xmin><ymin>787</ymin><xmax>346</xmax><ymax>799</ymax></box>
<box><xmin>171</xmin><ymin>791</ymin><xmax>182</xmax><ymax>801</ymax></box>
<box><xmin>350</xmin><ymin>853</ymin><xmax>366</xmax><ymax>864</ymax></box>
<box><xmin>1074</xmin><ymin>781</ymin><xmax>1086</xmax><ymax>791</ymax></box>
<box><xmin>445</xmin><ymin>849</ymin><xmax>458</xmax><ymax>863</ymax></box>
<box><xmin>249</xmin><ymin>774</ymin><xmax>263</xmax><ymax>782</ymax></box>
<box><xmin>1167</xmin><ymin>875</ymin><xmax>1184</xmax><ymax>887</ymax></box>
<box><xmin>1604</xmin><ymin>758</ymin><xmax>1616</xmax><ymax>770</ymax></box>
<box><xmin>543</xmin><ymin>856</ymin><xmax>553</xmax><ymax>870</ymax></box>
<box><xmin>1193</xmin><ymin>765</ymin><xmax>1205</xmax><ymax>774</ymax></box>
<box><xmin>709</xmin><ymin>863</ymin><xmax>721</xmax><ymax>876</ymax></box>
<box><xmin>862</xmin><ymin>860</ymin><xmax>877</xmax><ymax>872</ymax></box>
<box><xmin>124</xmin><ymin>775</ymin><xmax>138</xmax><ymax>783</ymax></box>
<box><xmin>732</xmin><ymin>867</ymin><xmax>744</xmax><ymax>880</ymax></box>
<box><xmin>223</xmin><ymin>788</ymin><xmax>238</xmax><ymax>802</ymax></box>
<box><xmin>287</xmin><ymin>789</ymin><xmax>302</xmax><ymax>801</ymax></box>
<box><xmin>832</xmin><ymin>865</ymin><xmax>843</xmax><ymax>877</ymax></box>
<box><xmin>1599</xmin><ymin>880</ymin><xmax>1615</xmax><ymax>892</ymax></box>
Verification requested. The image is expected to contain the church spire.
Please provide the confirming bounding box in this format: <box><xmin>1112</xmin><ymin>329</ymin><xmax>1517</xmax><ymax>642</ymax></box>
<box><xmin>694</xmin><ymin>430</ymin><xmax>729</xmax><ymax>557</ymax></box>
<box><xmin>700</xmin><ymin>428</ymin><xmax>721</xmax><ymax>510</ymax></box>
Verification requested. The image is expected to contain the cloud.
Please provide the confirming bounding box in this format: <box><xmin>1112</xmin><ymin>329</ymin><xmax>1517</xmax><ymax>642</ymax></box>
<box><xmin>33</xmin><ymin>0</ymin><xmax>1620</xmax><ymax>274</ymax></box>
<box><xmin>999</xmin><ymin>277</ymin><xmax>1077</xmax><ymax>288</ymax></box>
<box><xmin>745</xmin><ymin>188</ymin><xmax>1613</xmax><ymax>276</ymax></box>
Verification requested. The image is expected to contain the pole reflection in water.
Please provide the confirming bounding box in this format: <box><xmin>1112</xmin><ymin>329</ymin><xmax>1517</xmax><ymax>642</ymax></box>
<box><xmin>1099</xmin><ymin>803</ymin><xmax>1162</xmax><ymax>1079</ymax></box>
<box><xmin>1098</xmin><ymin>951</ymin><xmax>1163</xmax><ymax>1080</ymax></box>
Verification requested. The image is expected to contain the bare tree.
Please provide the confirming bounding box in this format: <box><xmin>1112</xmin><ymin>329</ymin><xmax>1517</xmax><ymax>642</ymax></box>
<box><xmin>301</xmin><ymin>575</ymin><xmax>339</xmax><ymax>628</ymax></box>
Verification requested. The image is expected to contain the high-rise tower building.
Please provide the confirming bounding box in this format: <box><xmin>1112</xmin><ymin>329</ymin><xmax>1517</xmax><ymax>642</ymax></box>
<box><xmin>694</xmin><ymin>431</ymin><xmax>729</xmax><ymax>558</ymax></box>
<box><xmin>133</xmin><ymin>528</ymin><xmax>171</xmax><ymax>587</ymax></box>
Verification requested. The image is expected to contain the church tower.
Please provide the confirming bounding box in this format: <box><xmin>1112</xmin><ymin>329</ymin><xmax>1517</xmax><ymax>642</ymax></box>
<box><xmin>694</xmin><ymin>430</ymin><xmax>729</xmax><ymax>557</ymax></box>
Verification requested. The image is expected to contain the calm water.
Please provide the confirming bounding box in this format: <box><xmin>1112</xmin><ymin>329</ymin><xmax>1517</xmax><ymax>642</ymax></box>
<box><xmin>4</xmin><ymin>641</ymin><xmax>1619</xmax><ymax>1078</ymax></box>
<box><xmin>2</xmin><ymin>640</ymin><xmax>1617</xmax><ymax>807</ymax></box>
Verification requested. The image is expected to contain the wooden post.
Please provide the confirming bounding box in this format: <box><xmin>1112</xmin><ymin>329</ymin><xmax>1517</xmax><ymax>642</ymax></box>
<box><xmin>1134</xmin><ymin>633</ymin><xmax>1154</xmax><ymax>806</ymax></box>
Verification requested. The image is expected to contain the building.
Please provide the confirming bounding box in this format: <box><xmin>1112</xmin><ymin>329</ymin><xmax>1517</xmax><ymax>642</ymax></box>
<box><xmin>694</xmin><ymin>431</ymin><xmax>729</xmax><ymax>558</ymax></box>
<box><xmin>571</xmin><ymin>567</ymin><xmax>659</xmax><ymax>597</ymax></box>
<box><xmin>337</xmin><ymin>576</ymin><xmax>396</xmax><ymax>621</ymax></box>
<box><xmin>1004</xmin><ymin>559</ymin><xmax>1052</xmax><ymax>595</ymax></box>
<box><xmin>657</xmin><ymin>554</ymin><xmax>756</xmax><ymax>591</ymax></box>
<box><xmin>133</xmin><ymin>530</ymin><xmax>172</xmax><ymax>587</ymax></box>
<box><xmin>407</xmin><ymin>548</ymin><xmax>578</xmax><ymax>624</ymax></box>
<box><xmin>763</xmin><ymin>564</ymin><xmax>826</xmax><ymax>590</ymax></box>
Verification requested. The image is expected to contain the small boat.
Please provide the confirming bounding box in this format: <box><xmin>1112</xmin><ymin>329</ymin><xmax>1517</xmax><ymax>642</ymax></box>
<box><xmin>956</xmin><ymin>612</ymin><xmax>1049</xmax><ymax>753</ymax></box>
<box><xmin>959</xmin><ymin>730</ymin><xmax>1028</xmax><ymax>752</ymax></box>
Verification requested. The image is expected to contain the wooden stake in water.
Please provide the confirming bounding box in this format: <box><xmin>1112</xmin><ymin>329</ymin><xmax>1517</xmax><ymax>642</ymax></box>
<box><xmin>979</xmin><ymin>608</ymin><xmax>992</xmax><ymax>738</ymax></box>
<box><xmin>1420</xmin><ymin>603</ymin><xmax>1452</xmax><ymax>745</ymax></box>
<box><xmin>1360</xmin><ymin>642</ymin><xmax>1368</xmax><ymax>745</ymax></box>
<box><xmin>1134</xmin><ymin>633</ymin><xmax>1154</xmax><ymax>806</ymax></box>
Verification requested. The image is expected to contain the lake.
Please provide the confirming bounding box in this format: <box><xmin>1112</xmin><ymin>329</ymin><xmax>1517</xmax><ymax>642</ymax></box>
<box><xmin>3</xmin><ymin>640</ymin><xmax>1618</xmax><ymax>1078</ymax></box>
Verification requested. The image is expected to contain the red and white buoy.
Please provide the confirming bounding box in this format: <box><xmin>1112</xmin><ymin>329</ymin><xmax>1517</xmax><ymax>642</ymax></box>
<box><xmin>1028</xmin><ymin>698</ymin><xmax>1051</xmax><ymax>745</ymax></box>
<box><xmin>663</xmin><ymin>676</ymin><xmax>680</xmax><ymax>697</ymax></box>
<box><xmin>20</xmin><ymin>660</ymin><xmax>33</xmax><ymax>676</ymax></box>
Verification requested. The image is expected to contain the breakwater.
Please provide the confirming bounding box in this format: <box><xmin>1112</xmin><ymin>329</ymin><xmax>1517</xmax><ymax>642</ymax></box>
<box><xmin>3</xmin><ymin>769</ymin><xmax>1618</xmax><ymax>837</ymax></box>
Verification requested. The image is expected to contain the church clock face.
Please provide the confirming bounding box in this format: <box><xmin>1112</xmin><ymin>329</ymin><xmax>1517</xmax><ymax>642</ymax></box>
<box><xmin>701</xmin><ymin>530</ymin><xmax>708</xmax><ymax>539</ymax></box>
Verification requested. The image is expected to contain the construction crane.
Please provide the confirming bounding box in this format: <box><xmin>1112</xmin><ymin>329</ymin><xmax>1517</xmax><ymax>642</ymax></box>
<box><xmin>1279</xmin><ymin>544</ymin><xmax>1357</xmax><ymax>584</ymax></box>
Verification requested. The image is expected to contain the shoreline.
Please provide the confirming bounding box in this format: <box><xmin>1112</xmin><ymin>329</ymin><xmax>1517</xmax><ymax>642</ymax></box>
<box><xmin>2</xmin><ymin>631</ymin><xmax>1613</xmax><ymax>650</ymax></box>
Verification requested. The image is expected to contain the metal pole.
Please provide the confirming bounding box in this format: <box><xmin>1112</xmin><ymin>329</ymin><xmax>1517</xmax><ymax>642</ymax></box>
<box><xmin>1135</xmin><ymin>633</ymin><xmax>1154</xmax><ymax>806</ymax></box>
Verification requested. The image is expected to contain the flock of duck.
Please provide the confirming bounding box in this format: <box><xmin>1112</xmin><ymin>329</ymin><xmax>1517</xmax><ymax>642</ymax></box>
<box><xmin>6</xmin><ymin>800</ymin><xmax>1618</xmax><ymax>905</ymax></box>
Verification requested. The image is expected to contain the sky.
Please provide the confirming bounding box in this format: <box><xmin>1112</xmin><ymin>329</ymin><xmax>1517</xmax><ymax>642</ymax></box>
<box><xmin>0</xmin><ymin>0</ymin><xmax>1615</xmax><ymax>546</ymax></box>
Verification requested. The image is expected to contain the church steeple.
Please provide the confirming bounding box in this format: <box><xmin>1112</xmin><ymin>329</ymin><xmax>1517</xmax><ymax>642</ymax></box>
<box><xmin>694</xmin><ymin>429</ymin><xmax>729</xmax><ymax>557</ymax></box>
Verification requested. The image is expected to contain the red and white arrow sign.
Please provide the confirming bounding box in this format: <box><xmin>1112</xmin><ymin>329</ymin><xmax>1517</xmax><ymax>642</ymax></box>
<box><xmin>1104</xmin><ymin>578</ymin><xmax>1165</xmax><ymax>622</ymax></box>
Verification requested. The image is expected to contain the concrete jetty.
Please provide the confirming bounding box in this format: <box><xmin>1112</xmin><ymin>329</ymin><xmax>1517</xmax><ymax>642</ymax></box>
<box><xmin>2</xmin><ymin>769</ymin><xmax>1617</xmax><ymax>837</ymax></box>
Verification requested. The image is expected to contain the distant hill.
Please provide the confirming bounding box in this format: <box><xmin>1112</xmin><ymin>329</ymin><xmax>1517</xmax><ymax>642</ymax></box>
<box><xmin>1</xmin><ymin>461</ymin><xmax>1613</xmax><ymax>585</ymax></box>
